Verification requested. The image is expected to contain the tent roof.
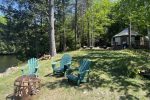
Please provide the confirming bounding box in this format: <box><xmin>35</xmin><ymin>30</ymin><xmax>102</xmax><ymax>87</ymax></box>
<box><xmin>113</xmin><ymin>28</ymin><xmax>139</xmax><ymax>37</ymax></box>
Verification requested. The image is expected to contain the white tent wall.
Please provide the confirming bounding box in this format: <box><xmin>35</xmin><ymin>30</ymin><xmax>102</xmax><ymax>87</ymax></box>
<box><xmin>115</xmin><ymin>37</ymin><xmax>121</xmax><ymax>45</ymax></box>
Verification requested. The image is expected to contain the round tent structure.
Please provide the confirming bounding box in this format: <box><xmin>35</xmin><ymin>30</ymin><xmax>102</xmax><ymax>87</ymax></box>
<box><xmin>111</xmin><ymin>28</ymin><xmax>141</xmax><ymax>49</ymax></box>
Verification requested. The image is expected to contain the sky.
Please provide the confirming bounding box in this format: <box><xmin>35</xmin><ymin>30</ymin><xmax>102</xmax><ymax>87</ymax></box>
<box><xmin>0</xmin><ymin>0</ymin><xmax>2</xmax><ymax>4</ymax></box>
<box><xmin>0</xmin><ymin>0</ymin><xmax>119</xmax><ymax>16</ymax></box>
<box><xmin>0</xmin><ymin>0</ymin><xmax>4</xmax><ymax>16</ymax></box>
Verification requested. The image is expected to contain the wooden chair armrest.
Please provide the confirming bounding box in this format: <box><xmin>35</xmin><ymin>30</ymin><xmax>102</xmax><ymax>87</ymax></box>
<box><xmin>36</xmin><ymin>65</ymin><xmax>39</xmax><ymax>68</ymax></box>
<box><xmin>64</xmin><ymin>62</ymin><xmax>71</xmax><ymax>66</ymax></box>
<box><xmin>51</xmin><ymin>61</ymin><xmax>59</xmax><ymax>70</ymax></box>
<box><xmin>51</xmin><ymin>61</ymin><xmax>59</xmax><ymax>65</ymax></box>
<box><xmin>78</xmin><ymin>70</ymin><xmax>89</xmax><ymax>76</ymax></box>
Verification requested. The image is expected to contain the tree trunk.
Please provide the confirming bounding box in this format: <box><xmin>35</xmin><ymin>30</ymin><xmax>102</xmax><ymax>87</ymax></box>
<box><xmin>91</xmin><ymin>30</ymin><xmax>93</xmax><ymax>47</ymax></box>
<box><xmin>148</xmin><ymin>27</ymin><xmax>150</xmax><ymax>49</ymax></box>
<box><xmin>128</xmin><ymin>20</ymin><xmax>132</xmax><ymax>48</ymax></box>
<box><xmin>34</xmin><ymin>19</ymin><xmax>38</xmax><ymax>57</ymax></box>
<box><xmin>74</xmin><ymin>0</ymin><xmax>78</xmax><ymax>49</ymax></box>
<box><xmin>81</xmin><ymin>17</ymin><xmax>84</xmax><ymax>47</ymax></box>
<box><xmin>91</xmin><ymin>13</ymin><xmax>94</xmax><ymax>47</ymax></box>
<box><xmin>87</xmin><ymin>20</ymin><xmax>90</xmax><ymax>47</ymax></box>
<box><xmin>80</xmin><ymin>0</ymin><xmax>86</xmax><ymax>47</ymax></box>
<box><xmin>62</xmin><ymin>0</ymin><xmax>66</xmax><ymax>51</ymax></box>
<box><xmin>48</xmin><ymin>0</ymin><xmax>57</xmax><ymax>56</ymax></box>
<box><xmin>86</xmin><ymin>0</ymin><xmax>90</xmax><ymax>47</ymax></box>
<box><xmin>59</xmin><ymin>35</ymin><xmax>62</xmax><ymax>51</ymax></box>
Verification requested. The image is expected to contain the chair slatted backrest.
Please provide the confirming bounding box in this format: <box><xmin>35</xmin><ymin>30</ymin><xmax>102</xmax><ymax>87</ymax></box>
<box><xmin>79</xmin><ymin>59</ymin><xmax>90</xmax><ymax>72</ymax></box>
<box><xmin>79</xmin><ymin>59</ymin><xmax>91</xmax><ymax>80</ymax></box>
<box><xmin>60</xmin><ymin>54</ymin><xmax>72</xmax><ymax>68</ymax></box>
<box><xmin>28</xmin><ymin>58</ymin><xmax>38</xmax><ymax>75</ymax></box>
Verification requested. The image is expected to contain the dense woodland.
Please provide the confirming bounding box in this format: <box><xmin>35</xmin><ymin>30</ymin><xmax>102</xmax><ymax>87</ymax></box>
<box><xmin>0</xmin><ymin>0</ymin><xmax>150</xmax><ymax>60</ymax></box>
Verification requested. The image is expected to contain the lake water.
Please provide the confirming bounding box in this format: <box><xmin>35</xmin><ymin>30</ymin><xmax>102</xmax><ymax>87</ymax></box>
<box><xmin>0</xmin><ymin>55</ymin><xmax>21</xmax><ymax>73</ymax></box>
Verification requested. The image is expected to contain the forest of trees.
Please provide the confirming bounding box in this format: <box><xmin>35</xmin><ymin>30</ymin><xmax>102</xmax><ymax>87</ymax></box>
<box><xmin>0</xmin><ymin>0</ymin><xmax>149</xmax><ymax>60</ymax></box>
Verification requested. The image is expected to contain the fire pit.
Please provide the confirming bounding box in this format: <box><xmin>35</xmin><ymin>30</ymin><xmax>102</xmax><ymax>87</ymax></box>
<box><xmin>13</xmin><ymin>75</ymin><xmax>40</xmax><ymax>99</ymax></box>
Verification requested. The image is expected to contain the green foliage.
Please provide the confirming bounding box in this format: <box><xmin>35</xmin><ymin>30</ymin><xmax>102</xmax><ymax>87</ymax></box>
<box><xmin>79</xmin><ymin>0</ymin><xmax>113</xmax><ymax>40</ymax></box>
<box><xmin>0</xmin><ymin>16</ymin><xmax>7</xmax><ymax>25</ymax></box>
<box><xmin>0</xmin><ymin>16</ymin><xmax>6</xmax><ymax>33</ymax></box>
<box><xmin>0</xmin><ymin>16</ymin><xmax>16</xmax><ymax>54</ymax></box>
<box><xmin>0</xmin><ymin>0</ymin><xmax>51</xmax><ymax>58</ymax></box>
<box><xmin>112</xmin><ymin>0</ymin><xmax>150</xmax><ymax>34</ymax></box>
<box><xmin>0</xmin><ymin>0</ymin><xmax>150</xmax><ymax>59</ymax></box>
<box><xmin>127</xmin><ymin>61</ymin><xmax>139</xmax><ymax>78</ymax></box>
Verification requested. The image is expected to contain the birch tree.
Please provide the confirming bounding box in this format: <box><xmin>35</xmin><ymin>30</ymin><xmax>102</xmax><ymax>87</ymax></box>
<box><xmin>48</xmin><ymin>0</ymin><xmax>57</xmax><ymax>56</ymax></box>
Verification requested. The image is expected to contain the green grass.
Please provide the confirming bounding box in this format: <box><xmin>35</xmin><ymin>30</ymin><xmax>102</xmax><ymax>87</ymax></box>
<box><xmin>0</xmin><ymin>49</ymin><xmax>150</xmax><ymax>100</ymax></box>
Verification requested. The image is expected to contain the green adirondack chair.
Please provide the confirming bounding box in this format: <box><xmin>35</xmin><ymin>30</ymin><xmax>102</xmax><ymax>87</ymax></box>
<box><xmin>66</xmin><ymin>59</ymin><xmax>91</xmax><ymax>85</ymax></box>
<box><xmin>21</xmin><ymin>58</ymin><xmax>39</xmax><ymax>77</ymax></box>
<box><xmin>52</xmin><ymin>54</ymin><xmax>72</xmax><ymax>76</ymax></box>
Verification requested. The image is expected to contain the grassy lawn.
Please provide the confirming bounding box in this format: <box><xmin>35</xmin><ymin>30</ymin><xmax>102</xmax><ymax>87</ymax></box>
<box><xmin>0</xmin><ymin>49</ymin><xmax>150</xmax><ymax>100</ymax></box>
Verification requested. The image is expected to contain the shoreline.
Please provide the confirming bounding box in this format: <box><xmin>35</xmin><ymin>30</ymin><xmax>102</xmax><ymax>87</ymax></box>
<box><xmin>0</xmin><ymin>66</ymin><xmax>20</xmax><ymax>77</ymax></box>
<box><xmin>0</xmin><ymin>53</ymin><xmax>17</xmax><ymax>55</ymax></box>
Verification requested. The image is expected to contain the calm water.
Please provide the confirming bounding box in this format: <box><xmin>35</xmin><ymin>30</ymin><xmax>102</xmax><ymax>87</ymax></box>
<box><xmin>0</xmin><ymin>55</ymin><xmax>20</xmax><ymax>73</ymax></box>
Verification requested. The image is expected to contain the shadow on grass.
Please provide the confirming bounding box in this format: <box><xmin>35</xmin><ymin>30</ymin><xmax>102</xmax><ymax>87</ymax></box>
<box><xmin>86</xmin><ymin>51</ymin><xmax>149</xmax><ymax>99</ymax></box>
<box><xmin>44</xmin><ymin>50</ymin><xmax>150</xmax><ymax>99</ymax></box>
<box><xmin>119</xmin><ymin>95</ymin><xmax>139</xmax><ymax>100</ymax></box>
<box><xmin>41</xmin><ymin>78</ymin><xmax>94</xmax><ymax>92</ymax></box>
<box><xmin>41</xmin><ymin>78</ymin><xmax>70</xmax><ymax>89</ymax></box>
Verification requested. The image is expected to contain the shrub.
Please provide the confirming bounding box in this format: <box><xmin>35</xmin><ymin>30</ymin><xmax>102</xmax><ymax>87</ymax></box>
<box><xmin>127</xmin><ymin>61</ymin><xmax>140</xmax><ymax>78</ymax></box>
